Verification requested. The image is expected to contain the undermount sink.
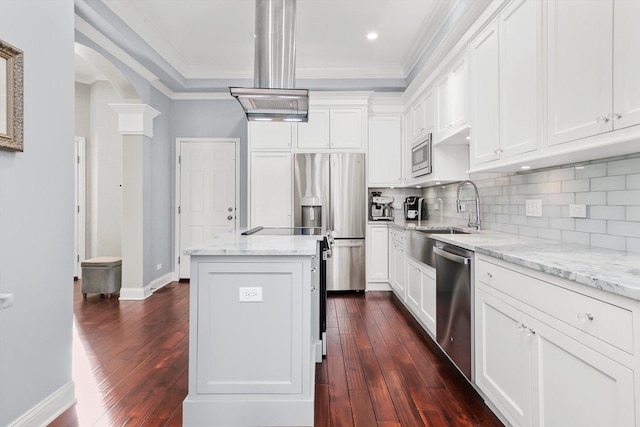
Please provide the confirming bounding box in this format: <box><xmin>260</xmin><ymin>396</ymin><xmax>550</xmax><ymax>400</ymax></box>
<box><xmin>408</xmin><ymin>229</ymin><xmax>471</xmax><ymax>267</ymax></box>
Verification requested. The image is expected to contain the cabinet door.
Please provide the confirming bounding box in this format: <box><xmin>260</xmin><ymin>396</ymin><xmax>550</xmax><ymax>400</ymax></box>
<box><xmin>389</xmin><ymin>240</ymin><xmax>397</xmax><ymax>288</ymax></box>
<box><xmin>368</xmin><ymin>116</ymin><xmax>402</xmax><ymax>185</ymax></box>
<box><xmin>330</xmin><ymin>108</ymin><xmax>363</xmax><ymax>149</ymax></box>
<box><xmin>297</xmin><ymin>108</ymin><xmax>330</xmax><ymax>149</ymax></box>
<box><xmin>613</xmin><ymin>0</ymin><xmax>640</xmax><ymax>131</ymax></box>
<box><xmin>469</xmin><ymin>20</ymin><xmax>500</xmax><ymax>166</ymax></box>
<box><xmin>406</xmin><ymin>260</ymin><xmax>421</xmax><ymax>314</ymax></box>
<box><xmin>547</xmin><ymin>1</ymin><xmax>613</xmax><ymax>145</ymax></box>
<box><xmin>250</xmin><ymin>152</ymin><xmax>292</xmax><ymax>227</ymax></box>
<box><xmin>391</xmin><ymin>244</ymin><xmax>406</xmax><ymax>301</ymax></box>
<box><xmin>367</xmin><ymin>226</ymin><xmax>389</xmax><ymax>281</ymax></box>
<box><xmin>411</xmin><ymin>98</ymin><xmax>426</xmax><ymax>141</ymax></box>
<box><xmin>249</xmin><ymin>122</ymin><xmax>294</xmax><ymax>149</ymax></box>
<box><xmin>449</xmin><ymin>54</ymin><xmax>469</xmax><ymax>132</ymax></box>
<box><xmin>475</xmin><ymin>287</ymin><xmax>532</xmax><ymax>427</ymax></box>
<box><xmin>435</xmin><ymin>74</ymin><xmax>451</xmax><ymax>141</ymax></box>
<box><xmin>499</xmin><ymin>0</ymin><xmax>540</xmax><ymax>158</ymax></box>
<box><xmin>419</xmin><ymin>266</ymin><xmax>436</xmax><ymax>335</ymax></box>
<box><xmin>531</xmin><ymin>317</ymin><xmax>635</xmax><ymax>427</ymax></box>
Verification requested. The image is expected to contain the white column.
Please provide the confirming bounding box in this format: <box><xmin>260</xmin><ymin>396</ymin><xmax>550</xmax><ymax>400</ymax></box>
<box><xmin>110</xmin><ymin>104</ymin><xmax>160</xmax><ymax>300</ymax></box>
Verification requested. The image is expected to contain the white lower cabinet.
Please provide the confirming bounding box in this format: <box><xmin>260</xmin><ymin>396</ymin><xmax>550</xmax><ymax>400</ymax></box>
<box><xmin>389</xmin><ymin>229</ymin><xmax>406</xmax><ymax>302</ymax></box>
<box><xmin>406</xmin><ymin>258</ymin><xmax>436</xmax><ymax>336</ymax></box>
<box><xmin>366</xmin><ymin>225</ymin><xmax>389</xmax><ymax>283</ymax></box>
<box><xmin>475</xmin><ymin>255</ymin><xmax>637</xmax><ymax>427</ymax></box>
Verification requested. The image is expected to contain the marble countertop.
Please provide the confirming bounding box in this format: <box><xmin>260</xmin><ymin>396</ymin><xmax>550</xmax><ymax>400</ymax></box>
<box><xmin>184</xmin><ymin>230</ymin><xmax>320</xmax><ymax>256</ymax></box>
<box><xmin>378</xmin><ymin>218</ymin><xmax>640</xmax><ymax>302</ymax></box>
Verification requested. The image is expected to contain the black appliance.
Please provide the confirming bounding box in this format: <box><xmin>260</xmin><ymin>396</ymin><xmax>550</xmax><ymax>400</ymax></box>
<box><xmin>404</xmin><ymin>196</ymin><xmax>427</xmax><ymax>220</ymax></box>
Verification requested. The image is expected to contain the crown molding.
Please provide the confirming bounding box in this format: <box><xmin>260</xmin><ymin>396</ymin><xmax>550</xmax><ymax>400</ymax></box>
<box><xmin>110</xmin><ymin>104</ymin><xmax>161</xmax><ymax>137</ymax></box>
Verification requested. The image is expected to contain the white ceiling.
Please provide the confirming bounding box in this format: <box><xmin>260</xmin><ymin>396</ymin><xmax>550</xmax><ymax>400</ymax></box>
<box><xmin>98</xmin><ymin>0</ymin><xmax>450</xmax><ymax>81</ymax></box>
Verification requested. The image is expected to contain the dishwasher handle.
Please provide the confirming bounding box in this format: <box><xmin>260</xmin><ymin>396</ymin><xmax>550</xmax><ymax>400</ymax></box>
<box><xmin>434</xmin><ymin>246</ymin><xmax>471</xmax><ymax>265</ymax></box>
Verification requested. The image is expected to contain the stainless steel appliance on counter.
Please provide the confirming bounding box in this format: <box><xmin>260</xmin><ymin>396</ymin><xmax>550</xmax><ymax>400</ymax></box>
<box><xmin>294</xmin><ymin>153</ymin><xmax>366</xmax><ymax>291</ymax></box>
<box><xmin>434</xmin><ymin>242</ymin><xmax>474</xmax><ymax>381</ymax></box>
<box><xmin>370</xmin><ymin>192</ymin><xmax>394</xmax><ymax>221</ymax></box>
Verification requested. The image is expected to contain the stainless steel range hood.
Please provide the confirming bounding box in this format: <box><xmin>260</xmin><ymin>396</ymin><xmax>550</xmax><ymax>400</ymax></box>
<box><xmin>230</xmin><ymin>0</ymin><xmax>308</xmax><ymax>122</ymax></box>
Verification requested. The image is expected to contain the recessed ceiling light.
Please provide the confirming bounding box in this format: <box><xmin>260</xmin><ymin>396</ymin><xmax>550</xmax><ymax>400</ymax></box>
<box><xmin>367</xmin><ymin>32</ymin><xmax>378</xmax><ymax>40</ymax></box>
<box><xmin>521</xmin><ymin>165</ymin><xmax>531</xmax><ymax>170</ymax></box>
<box><xmin>415</xmin><ymin>186</ymin><xmax>421</xmax><ymax>188</ymax></box>
<box><xmin>435</xmin><ymin>181</ymin><xmax>441</xmax><ymax>185</ymax></box>
<box><xmin>466</xmin><ymin>136</ymin><xmax>470</xmax><ymax>140</ymax></box>
<box><xmin>575</xmin><ymin>165</ymin><xmax>585</xmax><ymax>170</ymax></box>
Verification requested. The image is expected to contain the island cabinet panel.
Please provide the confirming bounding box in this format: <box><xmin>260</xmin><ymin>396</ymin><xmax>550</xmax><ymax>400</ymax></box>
<box><xmin>196</xmin><ymin>261</ymin><xmax>304</xmax><ymax>394</ymax></box>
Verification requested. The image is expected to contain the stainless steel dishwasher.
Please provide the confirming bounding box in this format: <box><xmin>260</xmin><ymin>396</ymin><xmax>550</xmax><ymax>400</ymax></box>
<box><xmin>434</xmin><ymin>242</ymin><xmax>473</xmax><ymax>381</ymax></box>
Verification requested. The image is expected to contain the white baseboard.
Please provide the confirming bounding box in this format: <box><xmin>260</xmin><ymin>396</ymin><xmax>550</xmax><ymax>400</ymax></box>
<box><xmin>366</xmin><ymin>282</ymin><xmax>392</xmax><ymax>291</ymax></box>
<box><xmin>9</xmin><ymin>381</ymin><xmax>75</xmax><ymax>427</ymax></box>
<box><xmin>148</xmin><ymin>272</ymin><xmax>175</xmax><ymax>294</ymax></box>
<box><xmin>119</xmin><ymin>286</ymin><xmax>151</xmax><ymax>300</ymax></box>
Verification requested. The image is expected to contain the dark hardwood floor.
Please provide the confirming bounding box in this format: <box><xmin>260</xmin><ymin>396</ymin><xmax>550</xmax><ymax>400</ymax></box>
<box><xmin>51</xmin><ymin>281</ymin><xmax>502</xmax><ymax>426</ymax></box>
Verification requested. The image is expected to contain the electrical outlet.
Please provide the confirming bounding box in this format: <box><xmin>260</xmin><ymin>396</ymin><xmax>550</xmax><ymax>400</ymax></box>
<box><xmin>239</xmin><ymin>287</ymin><xmax>263</xmax><ymax>302</ymax></box>
<box><xmin>459</xmin><ymin>203</ymin><xmax>466</xmax><ymax>212</ymax></box>
<box><xmin>569</xmin><ymin>204</ymin><xmax>587</xmax><ymax>218</ymax></box>
<box><xmin>434</xmin><ymin>203</ymin><xmax>439</xmax><ymax>211</ymax></box>
<box><xmin>156</xmin><ymin>263</ymin><xmax>162</xmax><ymax>271</ymax></box>
<box><xmin>526</xmin><ymin>199</ymin><xmax>543</xmax><ymax>217</ymax></box>
<box><xmin>0</xmin><ymin>293</ymin><xmax>15</xmax><ymax>310</ymax></box>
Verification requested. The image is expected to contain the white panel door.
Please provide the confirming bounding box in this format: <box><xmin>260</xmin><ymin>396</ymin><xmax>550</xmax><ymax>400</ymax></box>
<box><xmin>469</xmin><ymin>20</ymin><xmax>500</xmax><ymax>166</ymax></box>
<box><xmin>179</xmin><ymin>140</ymin><xmax>237</xmax><ymax>278</ymax></box>
<box><xmin>419</xmin><ymin>266</ymin><xmax>436</xmax><ymax>335</ymax></box>
<box><xmin>531</xmin><ymin>317</ymin><xmax>635</xmax><ymax>427</ymax></box>
<box><xmin>499</xmin><ymin>0</ymin><xmax>540</xmax><ymax>158</ymax></box>
<box><xmin>250</xmin><ymin>152</ymin><xmax>292</xmax><ymax>228</ymax></box>
<box><xmin>547</xmin><ymin>0</ymin><xmax>613</xmax><ymax>145</ymax></box>
<box><xmin>476</xmin><ymin>288</ymin><xmax>532</xmax><ymax>427</ymax></box>
<box><xmin>330</xmin><ymin>108</ymin><xmax>363</xmax><ymax>149</ymax></box>
<box><xmin>367</xmin><ymin>225</ymin><xmax>389</xmax><ymax>281</ymax></box>
<box><xmin>368</xmin><ymin>116</ymin><xmax>402</xmax><ymax>185</ymax></box>
<box><xmin>613</xmin><ymin>0</ymin><xmax>640</xmax><ymax>131</ymax></box>
<box><xmin>297</xmin><ymin>108</ymin><xmax>330</xmax><ymax>149</ymax></box>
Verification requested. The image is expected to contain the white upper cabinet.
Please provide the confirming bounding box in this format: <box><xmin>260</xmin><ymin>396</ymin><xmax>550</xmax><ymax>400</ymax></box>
<box><xmin>550</xmin><ymin>0</ymin><xmax>640</xmax><ymax>143</ymax></box>
<box><xmin>249</xmin><ymin>152</ymin><xmax>292</xmax><ymax>227</ymax></box>
<box><xmin>296</xmin><ymin>107</ymin><xmax>365</xmax><ymax>150</ymax></box>
<box><xmin>368</xmin><ymin>116</ymin><xmax>403</xmax><ymax>186</ymax></box>
<box><xmin>410</xmin><ymin>90</ymin><xmax>435</xmax><ymax>143</ymax></box>
<box><xmin>547</xmin><ymin>1</ymin><xmax>614</xmax><ymax>145</ymax></box>
<box><xmin>435</xmin><ymin>52</ymin><xmax>469</xmax><ymax>144</ymax></box>
<box><xmin>470</xmin><ymin>0</ymin><xmax>541</xmax><ymax>167</ymax></box>
<box><xmin>613</xmin><ymin>0</ymin><xmax>640</xmax><ymax>131</ymax></box>
<box><xmin>329</xmin><ymin>108</ymin><xmax>363</xmax><ymax>149</ymax></box>
<box><xmin>296</xmin><ymin>108</ymin><xmax>330</xmax><ymax>149</ymax></box>
<box><xmin>249</xmin><ymin>122</ymin><xmax>295</xmax><ymax>150</ymax></box>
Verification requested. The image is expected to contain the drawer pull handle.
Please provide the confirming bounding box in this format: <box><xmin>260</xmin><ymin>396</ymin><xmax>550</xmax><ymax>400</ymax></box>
<box><xmin>577</xmin><ymin>312</ymin><xmax>595</xmax><ymax>322</ymax></box>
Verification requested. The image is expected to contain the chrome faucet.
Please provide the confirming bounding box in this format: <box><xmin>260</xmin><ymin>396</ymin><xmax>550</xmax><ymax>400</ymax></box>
<box><xmin>456</xmin><ymin>180</ymin><xmax>481</xmax><ymax>230</ymax></box>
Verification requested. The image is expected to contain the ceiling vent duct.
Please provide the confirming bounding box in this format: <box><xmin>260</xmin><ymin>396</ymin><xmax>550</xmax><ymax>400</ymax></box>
<box><xmin>230</xmin><ymin>0</ymin><xmax>308</xmax><ymax>122</ymax></box>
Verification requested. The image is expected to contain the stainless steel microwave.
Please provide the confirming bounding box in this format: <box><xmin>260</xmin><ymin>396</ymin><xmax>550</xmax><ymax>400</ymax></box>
<box><xmin>411</xmin><ymin>134</ymin><xmax>432</xmax><ymax>178</ymax></box>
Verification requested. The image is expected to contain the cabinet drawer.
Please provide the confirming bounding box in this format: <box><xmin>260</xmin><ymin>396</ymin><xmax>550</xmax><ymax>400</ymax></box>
<box><xmin>389</xmin><ymin>229</ymin><xmax>406</xmax><ymax>243</ymax></box>
<box><xmin>477</xmin><ymin>259</ymin><xmax>634</xmax><ymax>354</ymax></box>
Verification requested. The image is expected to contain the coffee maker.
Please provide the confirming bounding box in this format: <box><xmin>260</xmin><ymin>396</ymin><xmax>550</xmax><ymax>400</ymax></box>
<box><xmin>404</xmin><ymin>196</ymin><xmax>427</xmax><ymax>221</ymax></box>
<box><xmin>370</xmin><ymin>192</ymin><xmax>394</xmax><ymax>221</ymax></box>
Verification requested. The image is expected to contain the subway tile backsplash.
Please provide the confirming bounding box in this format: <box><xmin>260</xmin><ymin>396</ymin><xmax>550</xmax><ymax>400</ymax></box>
<box><xmin>421</xmin><ymin>153</ymin><xmax>640</xmax><ymax>253</ymax></box>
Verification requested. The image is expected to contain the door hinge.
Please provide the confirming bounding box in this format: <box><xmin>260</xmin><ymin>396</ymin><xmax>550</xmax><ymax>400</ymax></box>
<box><xmin>178</xmin><ymin>155</ymin><xmax>181</xmax><ymax>164</ymax></box>
<box><xmin>77</xmin><ymin>155</ymin><xmax>80</xmax><ymax>164</ymax></box>
<box><xmin>178</xmin><ymin>206</ymin><xmax>181</xmax><ymax>214</ymax></box>
<box><xmin>178</xmin><ymin>256</ymin><xmax>180</xmax><ymax>265</ymax></box>
<box><xmin>77</xmin><ymin>255</ymin><xmax>80</xmax><ymax>262</ymax></box>
<box><xmin>77</xmin><ymin>205</ymin><xmax>80</xmax><ymax>213</ymax></box>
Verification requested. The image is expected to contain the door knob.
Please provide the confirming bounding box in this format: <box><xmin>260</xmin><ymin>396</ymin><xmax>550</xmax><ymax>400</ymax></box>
<box><xmin>227</xmin><ymin>215</ymin><xmax>233</xmax><ymax>220</ymax></box>
<box><xmin>228</xmin><ymin>207</ymin><xmax>233</xmax><ymax>212</ymax></box>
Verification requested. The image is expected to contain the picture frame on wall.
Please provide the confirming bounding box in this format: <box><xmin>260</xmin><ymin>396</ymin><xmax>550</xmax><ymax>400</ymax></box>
<box><xmin>0</xmin><ymin>39</ymin><xmax>24</xmax><ymax>152</ymax></box>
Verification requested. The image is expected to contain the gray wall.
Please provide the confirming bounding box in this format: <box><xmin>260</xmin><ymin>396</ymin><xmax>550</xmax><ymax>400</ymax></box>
<box><xmin>0</xmin><ymin>1</ymin><xmax>75</xmax><ymax>424</ymax></box>
<box><xmin>423</xmin><ymin>153</ymin><xmax>640</xmax><ymax>253</ymax></box>
<box><xmin>171</xmin><ymin>99</ymin><xmax>249</xmax><ymax>227</ymax></box>
<box><xmin>75</xmin><ymin>82</ymin><xmax>91</xmax><ymax>137</ymax></box>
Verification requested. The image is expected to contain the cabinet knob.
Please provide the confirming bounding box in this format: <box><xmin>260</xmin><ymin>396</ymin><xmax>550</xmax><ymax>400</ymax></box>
<box><xmin>526</xmin><ymin>328</ymin><xmax>536</xmax><ymax>336</ymax></box>
<box><xmin>517</xmin><ymin>323</ymin><xmax>527</xmax><ymax>331</ymax></box>
<box><xmin>227</xmin><ymin>215</ymin><xmax>233</xmax><ymax>220</ymax></box>
<box><xmin>311</xmin><ymin>267</ymin><xmax>318</xmax><ymax>273</ymax></box>
<box><xmin>609</xmin><ymin>113</ymin><xmax>622</xmax><ymax>121</ymax></box>
<box><xmin>596</xmin><ymin>115</ymin><xmax>610</xmax><ymax>124</ymax></box>
<box><xmin>486</xmin><ymin>272</ymin><xmax>493</xmax><ymax>279</ymax></box>
<box><xmin>577</xmin><ymin>312</ymin><xmax>595</xmax><ymax>321</ymax></box>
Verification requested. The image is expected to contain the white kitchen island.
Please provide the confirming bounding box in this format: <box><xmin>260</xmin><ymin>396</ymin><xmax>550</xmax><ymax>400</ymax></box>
<box><xmin>182</xmin><ymin>231</ymin><xmax>322</xmax><ymax>427</ymax></box>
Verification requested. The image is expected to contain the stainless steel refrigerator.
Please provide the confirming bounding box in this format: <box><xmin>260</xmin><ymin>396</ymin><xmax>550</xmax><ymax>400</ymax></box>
<box><xmin>294</xmin><ymin>153</ymin><xmax>366</xmax><ymax>291</ymax></box>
